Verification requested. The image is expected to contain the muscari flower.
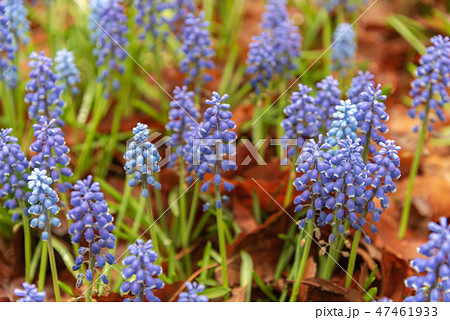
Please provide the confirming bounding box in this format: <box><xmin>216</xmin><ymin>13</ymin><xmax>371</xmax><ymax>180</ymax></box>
<box><xmin>294</xmin><ymin>135</ymin><xmax>334</xmax><ymax>230</ymax></box>
<box><xmin>180</xmin><ymin>11</ymin><xmax>215</xmax><ymax>86</ymax></box>
<box><xmin>404</xmin><ymin>217</ymin><xmax>450</xmax><ymax>302</ymax></box>
<box><xmin>29</xmin><ymin>117</ymin><xmax>73</xmax><ymax>193</ymax></box>
<box><xmin>282</xmin><ymin>84</ymin><xmax>321</xmax><ymax>158</ymax></box>
<box><xmin>249</xmin><ymin>0</ymin><xmax>301</xmax><ymax>82</ymax></box>
<box><xmin>331</xmin><ymin>23</ymin><xmax>356</xmax><ymax>75</ymax></box>
<box><xmin>4</xmin><ymin>0</ymin><xmax>30</xmax><ymax>45</ymax></box>
<box><xmin>0</xmin><ymin>2</ymin><xmax>18</xmax><ymax>87</ymax></box>
<box><xmin>326</xmin><ymin>138</ymin><xmax>366</xmax><ymax>242</ymax></box>
<box><xmin>362</xmin><ymin>140</ymin><xmax>401</xmax><ymax>243</ymax></box>
<box><xmin>166</xmin><ymin>86</ymin><xmax>200</xmax><ymax>168</ymax></box>
<box><xmin>124</xmin><ymin>123</ymin><xmax>161</xmax><ymax>198</ymax></box>
<box><xmin>27</xmin><ymin>168</ymin><xmax>60</xmax><ymax>241</ymax></box>
<box><xmin>327</xmin><ymin>100</ymin><xmax>358</xmax><ymax>147</ymax></box>
<box><xmin>377</xmin><ymin>297</ymin><xmax>393</xmax><ymax>302</ymax></box>
<box><xmin>178</xmin><ymin>281</ymin><xmax>209</xmax><ymax>302</ymax></box>
<box><xmin>68</xmin><ymin>176</ymin><xmax>116</xmax><ymax>287</ymax></box>
<box><xmin>347</xmin><ymin>70</ymin><xmax>375</xmax><ymax>105</ymax></box>
<box><xmin>134</xmin><ymin>0</ymin><xmax>170</xmax><ymax>45</ymax></box>
<box><xmin>197</xmin><ymin>92</ymin><xmax>237</xmax><ymax>209</ymax></box>
<box><xmin>15</xmin><ymin>283</ymin><xmax>45</xmax><ymax>302</ymax></box>
<box><xmin>408</xmin><ymin>35</ymin><xmax>450</xmax><ymax>132</ymax></box>
<box><xmin>89</xmin><ymin>0</ymin><xmax>128</xmax><ymax>91</ymax></box>
<box><xmin>54</xmin><ymin>49</ymin><xmax>81</xmax><ymax>95</ymax></box>
<box><xmin>169</xmin><ymin>0</ymin><xmax>196</xmax><ymax>35</ymax></box>
<box><xmin>120</xmin><ymin>239</ymin><xmax>164</xmax><ymax>302</ymax></box>
<box><xmin>316</xmin><ymin>75</ymin><xmax>341</xmax><ymax>131</ymax></box>
<box><xmin>25</xmin><ymin>51</ymin><xmax>66</xmax><ymax>125</ymax></box>
<box><xmin>320</xmin><ymin>0</ymin><xmax>368</xmax><ymax>12</ymax></box>
<box><xmin>0</xmin><ymin>128</ymin><xmax>29</xmax><ymax>222</ymax></box>
<box><xmin>246</xmin><ymin>32</ymin><xmax>275</xmax><ymax>94</ymax></box>
<box><xmin>355</xmin><ymin>83</ymin><xmax>389</xmax><ymax>155</ymax></box>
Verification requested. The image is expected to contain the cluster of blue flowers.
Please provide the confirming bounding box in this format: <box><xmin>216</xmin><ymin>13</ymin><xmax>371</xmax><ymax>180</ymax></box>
<box><xmin>124</xmin><ymin>123</ymin><xmax>161</xmax><ymax>198</ymax></box>
<box><xmin>331</xmin><ymin>23</ymin><xmax>356</xmax><ymax>75</ymax></box>
<box><xmin>246</xmin><ymin>0</ymin><xmax>301</xmax><ymax>92</ymax></box>
<box><xmin>281</xmin><ymin>84</ymin><xmax>320</xmax><ymax>157</ymax></box>
<box><xmin>89</xmin><ymin>0</ymin><xmax>128</xmax><ymax>91</ymax></box>
<box><xmin>3</xmin><ymin>0</ymin><xmax>29</xmax><ymax>45</ymax></box>
<box><xmin>169</xmin><ymin>0</ymin><xmax>196</xmax><ymax>34</ymax></box>
<box><xmin>408</xmin><ymin>35</ymin><xmax>450</xmax><ymax>132</ymax></box>
<box><xmin>327</xmin><ymin>100</ymin><xmax>358</xmax><ymax>148</ymax></box>
<box><xmin>54</xmin><ymin>49</ymin><xmax>81</xmax><ymax>95</ymax></box>
<box><xmin>316</xmin><ymin>75</ymin><xmax>341</xmax><ymax>131</ymax></box>
<box><xmin>404</xmin><ymin>217</ymin><xmax>450</xmax><ymax>302</ymax></box>
<box><xmin>196</xmin><ymin>92</ymin><xmax>237</xmax><ymax>209</ymax></box>
<box><xmin>134</xmin><ymin>0</ymin><xmax>170</xmax><ymax>45</ymax></box>
<box><xmin>15</xmin><ymin>282</ymin><xmax>45</xmax><ymax>302</ymax></box>
<box><xmin>179</xmin><ymin>11</ymin><xmax>215</xmax><ymax>86</ymax></box>
<box><xmin>295</xmin><ymin>135</ymin><xmax>401</xmax><ymax>245</ymax></box>
<box><xmin>178</xmin><ymin>281</ymin><xmax>209</xmax><ymax>302</ymax></box>
<box><xmin>0</xmin><ymin>128</ymin><xmax>29</xmax><ymax>222</ymax></box>
<box><xmin>25</xmin><ymin>52</ymin><xmax>66</xmax><ymax>125</ymax></box>
<box><xmin>68</xmin><ymin>176</ymin><xmax>116</xmax><ymax>287</ymax></box>
<box><xmin>166</xmin><ymin>86</ymin><xmax>199</xmax><ymax>168</ymax></box>
<box><xmin>347</xmin><ymin>70</ymin><xmax>375</xmax><ymax>104</ymax></box>
<box><xmin>355</xmin><ymin>83</ymin><xmax>389</xmax><ymax>155</ymax></box>
<box><xmin>0</xmin><ymin>2</ymin><xmax>17</xmax><ymax>87</ymax></box>
<box><xmin>320</xmin><ymin>0</ymin><xmax>368</xmax><ymax>12</ymax></box>
<box><xmin>120</xmin><ymin>239</ymin><xmax>164</xmax><ymax>302</ymax></box>
<box><xmin>29</xmin><ymin>117</ymin><xmax>72</xmax><ymax>193</ymax></box>
<box><xmin>27</xmin><ymin>168</ymin><xmax>60</xmax><ymax>241</ymax></box>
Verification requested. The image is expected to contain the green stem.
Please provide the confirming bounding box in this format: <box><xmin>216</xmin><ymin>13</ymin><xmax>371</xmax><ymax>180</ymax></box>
<box><xmin>283</xmin><ymin>158</ymin><xmax>297</xmax><ymax>208</ymax></box>
<box><xmin>186</xmin><ymin>181</ymin><xmax>200</xmax><ymax>240</ymax></box>
<box><xmin>252</xmin><ymin>95</ymin><xmax>263</xmax><ymax>155</ymax></box>
<box><xmin>38</xmin><ymin>240</ymin><xmax>48</xmax><ymax>292</ymax></box>
<box><xmin>46</xmin><ymin>232</ymin><xmax>61</xmax><ymax>302</ymax></box>
<box><xmin>252</xmin><ymin>189</ymin><xmax>262</xmax><ymax>224</ymax></box>
<box><xmin>289</xmin><ymin>219</ymin><xmax>313</xmax><ymax>302</ymax></box>
<box><xmin>144</xmin><ymin>184</ymin><xmax>159</xmax><ymax>255</ymax></box>
<box><xmin>178</xmin><ymin>161</ymin><xmax>191</xmax><ymax>274</ymax></box>
<box><xmin>215</xmin><ymin>165</ymin><xmax>228</xmax><ymax>291</ymax></box>
<box><xmin>399</xmin><ymin>106</ymin><xmax>430</xmax><ymax>239</ymax></box>
<box><xmin>21</xmin><ymin>209</ymin><xmax>31</xmax><ymax>283</ymax></box>
<box><xmin>322</xmin><ymin>224</ymin><xmax>340</xmax><ymax>280</ymax></box>
<box><xmin>345</xmin><ymin>228</ymin><xmax>361</xmax><ymax>289</ymax></box>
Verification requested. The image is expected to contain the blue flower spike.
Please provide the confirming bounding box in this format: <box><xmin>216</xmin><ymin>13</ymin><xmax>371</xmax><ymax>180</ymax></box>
<box><xmin>0</xmin><ymin>128</ymin><xmax>29</xmax><ymax>222</ymax></box>
<box><xmin>55</xmin><ymin>49</ymin><xmax>81</xmax><ymax>95</ymax></box>
<box><xmin>15</xmin><ymin>283</ymin><xmax>45</xmax><ymax>302</ymax></box>
<box><xmin>25</xmin><ymin>52</ymin><xmax>66</xmax><ymax>124</ymax></box>
<box><xmin>331</xmin><ymin>23</ymin><xmax>356</xmax><ymax>75</ymax></box>
<box><xmin>68</xmin><ymin>176</ymin><xmax>116</xmax><ymax>288</ymax></box>
<box><xmin>178</xmin><ymin>281</ymin><xmax>209</xmax><ymax>302</ymax></box>
<box><xmin>89</xmin><ymin>0</ymin><xmax>128</xmax><ymax>91</ymax></box>
<box><xmin>120</xmin><ymin>239</ymin><xmax>164</xmax><ymax>302</ymax></box>
<box><xmin>124</xmin><ymin>123</ymin><xmax>161</xmax><ymax>198</ymax></box>
<box><xmin>404</xmin><ymin>217</ymin><xmax>450</xmax><ymax>302</ymax></box>
<box><xmin>27</xmin><ymin>168</ymin><xmax>60</xmax><ymax>241</ymax></box>
<box><xmin>179</xmin><ymin>11</ymin><xmax>215</xmax><ymax>87</ymax></box>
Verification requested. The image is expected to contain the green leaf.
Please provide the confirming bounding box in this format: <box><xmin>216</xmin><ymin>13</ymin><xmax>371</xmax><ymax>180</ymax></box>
<box><xmin>58</xmin><ymin>280</ymin><xmax>74</xmax><ymax>297</ymax></box>
<box><xmin>363</xmin><ymin>265</ymin><xmax>378</xmax><ymax>291</ymax></box>
<box><xmin>253</xmin><ymin>271</ymin><xmax>277</xmax><ymax>301</ymax></box>
<box><xmin>388</xmin><ymin>15</ymin><xmax>426</xmax><ymax>55</ymax></box>
<box><xmin>30</xmin><ymin>241</ymin><xmax>42</xmax><ymax>281</ymax></box>
<box><xmin>240</xmin><ymin>251</ymin><xmax>253</xmax><ymax>302</ymax></box>
<box><xmin>364</xmin><ymin>287</ymin><xmax>378</xmax><ymax>302</ymax></box>
<box><xmin>52</xmin><ymin>238</ymin><xmax>77</xmax><ymax>278</ymax></box>
<box><xmin>202</xmin><ymin>286</ymin><xmax>231</xmax><ymax>299</ymax></box>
